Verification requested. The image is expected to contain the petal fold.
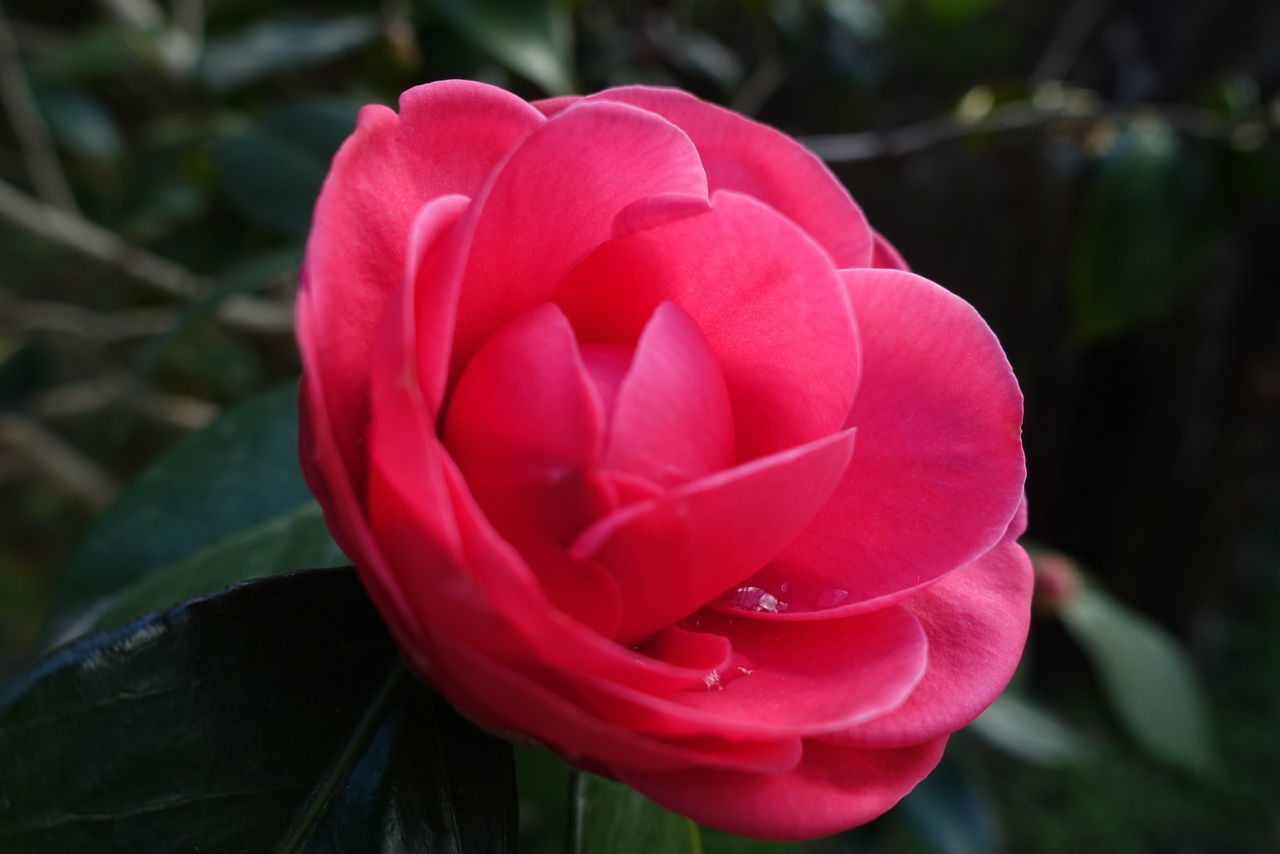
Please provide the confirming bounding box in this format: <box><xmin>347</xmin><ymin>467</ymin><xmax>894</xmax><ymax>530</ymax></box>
<box><xmin>573</xmin><ymin>428</ymin><xmax>857</xmax><ymax>643</ymax></box>
<box><xmin>555</xmin><ymin>190</ymin><xmax>859</xmax><ymax>460</ymax></box>
<box><xmin>757</xmin><ymin>269</ymin><xmax>1024</xmax><ymax>611</ymax></box>
<box><xmin>586</xmin><ymin>85</ymin><xmax>875</xmax><ymax>267</ymax></box>
<box><xmin>603</xmin><ymin>302</ymin><xmax>735</xmax><ymax>488</ymax></box>
<box><xmin>450</xmin><ymin>100</ymin><xmax>709</xmax><ymax>371</ymax></box>
<box><xmin>617</xmin><ymin>737</ymin><xmax>947</xmax><ymax>840</ymax></box>
<box><xmin>301</xmin><ymin>80</ymin><xmax>543</xmax><ymax>483</ymax></box>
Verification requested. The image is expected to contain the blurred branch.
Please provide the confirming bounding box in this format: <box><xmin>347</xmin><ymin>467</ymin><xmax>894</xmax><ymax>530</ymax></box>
<box><xmin>0</xmin><ymin>414</ymin><xmax>118</xmax><ymax>510</ymax></box>
<box><xmin>32</xmin><ymin>376</ymin><xmax>219</xmax><ymax>431</ymax></box>
<box><xmin>0</xmin><ymin>5</ymin><xmax>79</xmax><ymax>211</ymax></box>
<box><xmin>3</xmin><ymin>301</ymin><xmax>173</xmax><ymax>342</ymax></box>
<box><xmin>800</xmin><ymin>95</ymin><xmax>1244</xmax><ymax>163</ymax></box>
<box><xmin>0</xmin><ymin>178</ymin><xmax>294</xmax><ymax>334</ymax></box>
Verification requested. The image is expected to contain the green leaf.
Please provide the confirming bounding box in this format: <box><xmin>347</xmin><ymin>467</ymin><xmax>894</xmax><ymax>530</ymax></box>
<box><xmin>216</xmin><ymin>99</ymin><xmax>358</xmax><ymax>236</ymax></box>
<box><xmin>433</xmin><ymin>0</ymin><xmax>575</xmax><ymax>94</ymax></box>
<box><xmin>898</xmin><ymin>754</ymin><xmax>1000</xmax><ymax>854</ymax></box>
<box><xmin>216</xmin><ymin>131</ymin><xmax>328</xmax><ymax>236</ymax></box>
<box><xmin>570</xmin><ymin>772</ymin><xmax>702</xmax><ymax>854</ymax></box>
<box><xmin>52</xmin><ymin>386</ymin><xmax>343</xmax><ymax>640</ymax></box>
<box><xmin>131</xmin><ymin>247</ymin><xmax>303</xmax><ymax>390</ymax></box>
<box><xmin>513</xmin><ymin>745</ymin><xmax>572</xmax><ymax>854</ymax></box>
<box><xmin>968</xmin><ymin>693</ymin><xmax>1092</xmax><ymax>765</ymax></box>
<box><xmin>1060</xmin><ymin>587</ymin><xmax>1215</xmax><ymax>772</ymax></box>
<box><xmin>0</xmin><ymin>568</ymin><xmax>518</xmax><ymax>853</ymax></box>
<box><xmin>923</xmin><ymin>0</ymin><xmax>995</xmax><ymax>26</ymax></box>
<box><xmin>198</xmin><ymin>15</ymin><xmax>380</xmax><ymax>93</ymax></box>
<box><xmin>88</xmin><ymin>502</ymin><xmax>341</xmax><ymax>633</ymax></box>
<box><xmin>34</xmin><ymin>86</ymin><xmax>123</xmax><ymax>162</ymax></box>
<box><xmin>1068</xmin><ymin>118</ymin><xmax>1220</xmax><ymax>342</ymax></box>
<box><xmin>700</xmin><ymin>829</ymin><xmax>804</xmax><ymax>854</ymax></box>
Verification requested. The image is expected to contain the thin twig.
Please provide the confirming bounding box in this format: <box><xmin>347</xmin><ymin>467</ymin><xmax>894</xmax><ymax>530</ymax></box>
<box><xmin>2</xmin><ymin>300</ymin><xmax>174</xmax><ymax>342</ymax></box>
<box><xmin>0</xmin><ymin>5</ymin><xmax>79</xmax><ymax>211</ymax></box>
<box><xmin>32</xmin><ymin>376</ymin><xmax>219</xmax><ymax>431</ymax></box>
<box><xmin>799</xmin><ymin>97</ymin><xmax>1238</xmax><ymax>164</ymax></box>
<box><xmin>0</xmin><ymin>177</ymin><xmax>295</xmax><ymax>334</ymax></box>
<box><xmin>0</xmin><ymin>413</ymin><xmax>118</xmax><ymax>509</ymax></box>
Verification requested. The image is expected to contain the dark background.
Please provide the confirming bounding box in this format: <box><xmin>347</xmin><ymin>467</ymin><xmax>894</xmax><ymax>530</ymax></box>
<box><xmin>2</xmin><ymin>1</ymin><xmax>1278</xmax><ymax>850</ymax></box>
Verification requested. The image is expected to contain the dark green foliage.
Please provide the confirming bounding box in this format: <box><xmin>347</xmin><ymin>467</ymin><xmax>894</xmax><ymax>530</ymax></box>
<box><xmin>0</xmin><ymin>568</ymin><xmax>518</xmax><ymax>853</ymax></box>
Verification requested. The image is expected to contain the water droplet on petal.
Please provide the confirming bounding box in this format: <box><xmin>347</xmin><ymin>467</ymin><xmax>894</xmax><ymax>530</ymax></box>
<box><xmin>723</xmin><ymin>585</ymin><xmax>787</xmax><ymax>613</ymax></box>
<box><xmin>703</xmin><ymin>670</ymin><xmax>723</xmax><ymax>691</ymax></box>
<box><xmin>817</xmin><ymin>587</ymin><xmax>849</xmax><ymax>609</ymax></box>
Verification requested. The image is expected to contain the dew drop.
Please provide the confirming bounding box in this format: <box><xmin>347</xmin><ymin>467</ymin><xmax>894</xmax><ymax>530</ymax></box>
<box><xmin>703</xmin><ymin>670</ymin><xmax>723</xmax><ymax>691</ymax></box>
<box><xmin>723</xmin><ymin>586</ymin><xmax>787</xmax><ymax>613</ymax></box>
<box><xmin>817</xmin><ymin>588</ymin><xmax>849</xmax><ymax>609</ymax></box>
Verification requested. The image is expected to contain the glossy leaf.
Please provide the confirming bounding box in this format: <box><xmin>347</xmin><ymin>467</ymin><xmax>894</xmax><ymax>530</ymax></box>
<box><xmin>217</xmin><ymin>130</ymin><xmax>329</xmax><ymax>236</ymax></box>
<box><xmin>216</xmin><ymin>100</ymin><xmax>358</xmax><ymax>236</ymax></box>
<box><xmin>198</xmin><ymin>15</ymin><xmax>379</xmax><ymax>92</ymax></box>
<box><xmin>433</xmin><ymin>0</ymin><xmax>575</xmax><ymax>94</ymax></box>
<box><xmin>968</xmin><ymin>693</ymin><xmax>1091</xmax><ymax>765</ymax></box>
<box><xmin>52</xmin><ymin>386</ymin><xmax>344</xmax><ymax>640</ymax></box>
<box><xmin>87</xmin><ymin>502</ymin><xmax>341</xmax><ymax>634</ymax></box>
<box><xmin>0</xmin><ymin>568</ymin><xmax>518</xmax><ymax>853</ymax></box>
<box><xmin>570</xmin><ymin>772</ymin><xmax>702</xmax><ymax>854</ymax></box>
<box><xmin>34</xmin><ymin>86</ymin><xmax>123</xmax><ymax>161</ymax></box>
<box><xmin>1060</xmin><ymin>587</ymin><xmax>1215</xmax><ymax>772</ymax></box>
<box><xmin>1068</xmin><ymin>118</ymin><xmax>1219</xmax><ymax>342</ymax></box>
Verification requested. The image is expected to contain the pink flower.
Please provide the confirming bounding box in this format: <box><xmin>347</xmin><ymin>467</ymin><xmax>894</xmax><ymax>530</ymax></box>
<box><xmin>297</xmin><ymin>80</ymin><xmax>1030</xmax><ymax>840</ymax></box>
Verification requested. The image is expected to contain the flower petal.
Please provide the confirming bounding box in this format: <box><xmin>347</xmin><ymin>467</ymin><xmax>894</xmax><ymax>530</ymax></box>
<box><xmin>554</xmin><ymin>190</ymin><xmax>859</xmax><ymax>460</ymax></box>
<box><xmin>300</xmin><ymin>81</ymin><xmax>543</xmax><ymax>482</ymax></box>
<box><xmin>587</xmin><ymin>85</ymin><xmax>875</xmax><ymax>267</ymax></box>
<box><xmin>449</xmin><ymin>100</ymin><xmax>709</xmax><ymax>371</ymax></box>
<box><xmin>603</xmin><ymin>301</ymin><xmax>735</xmax><ymax>488</ymax></box>
<box><xmin>616</xmin><ymin>736</ymin><xmax>947</xmax><ymax>840</ymax></box>
<box><xmin>752</xmin><ymin>269</ymin><xmax>1024</xmax><ymax>613</ymax></box>
<box><xmin>424</xmin><ymin>630</ymin><xmax>804</xmax><ymax>775</ymax></box>
<box><xmin>829</xmin><ymin>531</ymin><xmax>1033</xmax><ymax>748</ymax></box>
<box><xmin>572</xmin><ymin>428</ymin><xmax>857</xmax><ymax>643</ymax></box>
<box><xmin>441</xmin><ymin>302</ymin><xmax>625</xmax><ymax>635</ymax></box>
<box><xmin>871</xmin><ymin>229</ymin><xmax>910</xmax><ymax>271</ymax></box>
<box><xmin>625</xmin><ymin>606</ymin><xmax>927</xmax><ymax>736</ymax></box>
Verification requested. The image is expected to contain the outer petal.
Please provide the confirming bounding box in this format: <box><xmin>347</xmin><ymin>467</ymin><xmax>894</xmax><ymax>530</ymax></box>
<box><xmin>753</xmin><ymin>269</ymin><xmax>1024</xmax><ymax>613</ymax></box>
<box><xmin>616</xmin><ymin>737</ymin><xmax>948</xmax><ymax>840</ymax></box>
<box><xmin>532</xmin><ymin>94</ymin><xmax>582</xmax><ymax>116</ymax></box>
<box><xmin>425</xmin><ymin>630</ymin><xmax>804</xmax><ymax>775</ymax></box>
<box><xmin>554</xmin><ymin>190</ymin><xmax>859</xmax><ymax>460</ymax></box>
<box><xmin>301</xmin><ymin>81</ymin><xmax>543</xmax><ymax>482</ymax></box>
<box><xmin>830</xmin><ymin>533</ymin><xmax>1033</xmax><ymax>748</ymax></box>
<box><xmin>871</xmin><ymin>229</ymin><xmax>910</xmax><ymax>271</ymax></box>
<box><xmin>586</xmin><ymin>85</ymin><xmax>875</xmax><ymax>267</ymax></box>
<box><xmin>638</xmin><ymin>607</ymin><xmax>927</xmax><ymax>736</ymax></box>
<box><xmin>573</xmin><ymin>428</ymin><xmax>857</xmax><ymax>643</ymax></box>
<box><xmin>449</xmin><ymin>100</ymin><xmax>709</xmax><ymax>370</ymax></box>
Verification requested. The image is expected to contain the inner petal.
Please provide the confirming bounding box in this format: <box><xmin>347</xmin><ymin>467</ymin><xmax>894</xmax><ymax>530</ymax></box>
<box><xmin>602</xmin><ymin>301</ymin><xmax>735</xmax><ymax>489</ymax></box>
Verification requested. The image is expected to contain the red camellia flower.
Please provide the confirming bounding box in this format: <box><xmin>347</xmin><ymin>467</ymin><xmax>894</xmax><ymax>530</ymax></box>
<box><xmin>297</xmin><ymin>80</ymin><xmax>1030</xmax><ymax>840</ymax></box>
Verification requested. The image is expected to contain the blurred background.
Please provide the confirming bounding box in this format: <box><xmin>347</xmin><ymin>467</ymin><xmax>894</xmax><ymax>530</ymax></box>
<box><xmin>1</xmin><ymin>0</ymin><xmax>1278</xmax><ymax>850</ymax></box>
